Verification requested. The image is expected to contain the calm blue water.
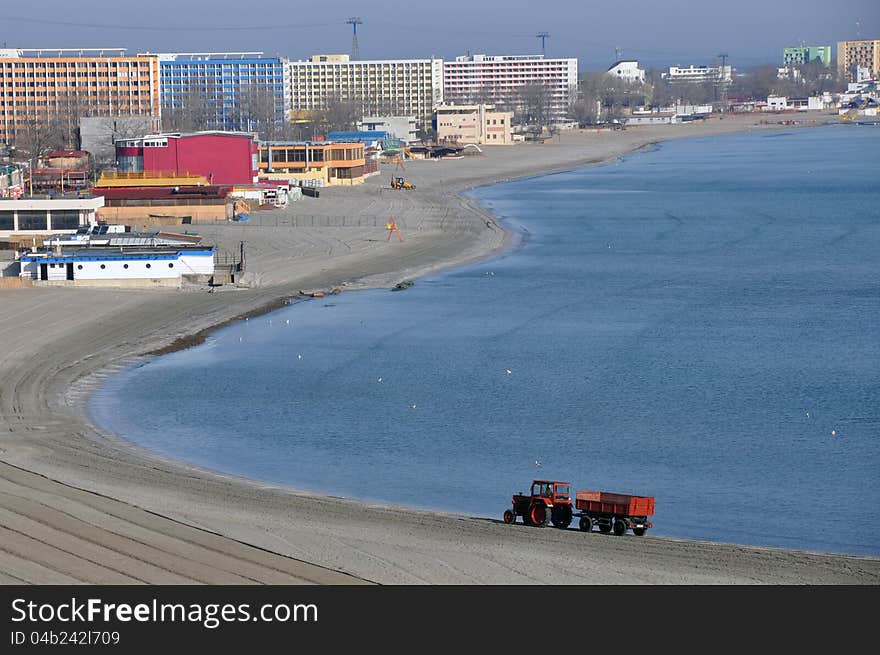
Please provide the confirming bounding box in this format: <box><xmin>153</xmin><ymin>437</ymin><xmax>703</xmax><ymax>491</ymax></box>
<box><xmin>91</xmin><ymin>126</ymin><xmax>880</xmax><ymax>556</ymax></box>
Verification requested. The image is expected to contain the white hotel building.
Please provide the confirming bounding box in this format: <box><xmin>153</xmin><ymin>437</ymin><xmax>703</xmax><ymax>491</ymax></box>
<box><xmin>664</xmin><ymin>65</ymin><xmax>733</xmax><ymax>83</ymax></box>
<box><xmin>287</xmin><ymin>55</ymin><xmax>443</xmax><ymax>134</ymax></box>
<box><xmin>442</xmin><ymin>54</ymin><xmax>578</xmax><ymax>124</ymax></box>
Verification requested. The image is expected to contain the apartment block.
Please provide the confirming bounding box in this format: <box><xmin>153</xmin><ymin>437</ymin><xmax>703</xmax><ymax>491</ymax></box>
<box><xmin>145</xmin><ymin>52</ymin><xmax>289</xmax><ymax>134</ymax></box>
<box><xmin>287</xmin><ymin>55</ymin><xmax>443</xmax><ymax>133</ymax></box>
<box><xmin>442</xmin><ymin>54</ymin><xmax>577</xmax><ymax>124</ymax></box>
<box><xmin>435</xmin><ymin>104</ymin><xmax>513</xmax><ymax>145</ymax></box>
<box><xmin>837</xmin><ymin>40</ymin><xmax>880</xmax><ymax>81</ymax></box>
<box><xmin>0</xmin><ymin>48</ymin><xmax>160</xmax><ymax>151</ymax></box>
<box><xmin>783</xmin><ymin>46</ymin><xmax>832</xmax><ymax>67</ymax></box>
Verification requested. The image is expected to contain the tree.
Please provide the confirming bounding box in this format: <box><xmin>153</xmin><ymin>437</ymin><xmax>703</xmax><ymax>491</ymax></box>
<box><xmin>238</xmin><ymin>84</ymin><xmax>284</xmax><ymax>141</ymax></box>
<box><xmin>515</xmin><ymin>82</ymin><xmax>551</xmax><ymax>130</ymax></box>
<box><xmin>572</xmin><ymin>72</ymin><xmax>649</xmax><ymax>125</ymax></box>
<box><xmin>312</xmin><ymin>92</ymin><xmax>363</xmax><ymax>134</ymax></box>
<box><xmin>13</xmin><ymin>111</ymin><xmax>65</xmax><ymax>160</ymax></box>
<box><xmin>162</xmin><ymin>84</ymin><xmax>214</xmax><ymax>133</ymax></box>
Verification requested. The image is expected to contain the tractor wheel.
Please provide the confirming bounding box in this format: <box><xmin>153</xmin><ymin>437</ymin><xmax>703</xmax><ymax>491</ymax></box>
<box><xmin>529</xmin><ymin>503</ymin><xmax>548</xmax><ymax>527</ymax></box>
<box><xmin>599</xmin><ymin>523</ymin><xmax>612</xmax><ymax>534</ymax></box>
<box><xmin>579</xmin><ymin>516</ymin><xmax>592</xmax><ymax>532</ymax></box>
<box><xmin>613</xmin><ymin>519</ymin><xmax>627</xmax><ymax>536</ymax></box>
<box><xmin>551</xmin><ymin>505</ymin><xmax>572</xmax><ymax>529</ymax></box>
<box><xmin>503</xmin><ymin>509</ymin><xmax>516</xmax><ymax>525</ymax></box>
<box><xmin>633</xmin><ymin>527</ymin><xmax>646</xmax><ymax>536</ymax></box>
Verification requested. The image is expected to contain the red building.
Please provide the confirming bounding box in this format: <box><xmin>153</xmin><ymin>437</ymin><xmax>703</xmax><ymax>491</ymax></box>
<box><xmin>115</xmin><ymin>132</ymin><xmax>258</xmax><ymax>185</ymax></box>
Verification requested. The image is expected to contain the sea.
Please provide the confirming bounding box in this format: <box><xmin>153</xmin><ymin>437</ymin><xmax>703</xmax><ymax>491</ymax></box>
<box><xmin>91</xmin><ymin>125</ymin><xmax>880</xmax><ymax>556</ymax></box>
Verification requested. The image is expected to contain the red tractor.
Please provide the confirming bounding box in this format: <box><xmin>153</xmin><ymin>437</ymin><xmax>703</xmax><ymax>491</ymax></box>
<box><xmin>503</xmin><ymin>480</ymin><xmax>573</xmax><ymax>529</ymax></box>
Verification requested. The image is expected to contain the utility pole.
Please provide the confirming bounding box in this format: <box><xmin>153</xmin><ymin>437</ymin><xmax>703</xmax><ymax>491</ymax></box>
<box><xmin>536</xmin><ymin>32</ymin><xmax>550</xmax><ymax>57</ymax></box>
<box><xmin>347</xmin><ymin>17</ymin><xmax>363</xmax><ymax>60</ymax></box>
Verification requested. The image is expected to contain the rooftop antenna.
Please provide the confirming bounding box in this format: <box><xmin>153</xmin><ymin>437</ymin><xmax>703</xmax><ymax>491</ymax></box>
<box><xmin>536</xmin><ymin>32</ymin><xmax>550</xmax><ymax>57</ymax></box>
<box><xmin>716</xmin><ymin>52</ymin><xmax>729</xmax><ymax>104</ymax></box>
<box><xmin>347</xmin><ymin>17</ymin><xmax>363</xmax><ymax>60</ymax></box>
<box><xmin>856</xmin><ymin>17</ymin><xmax>861</xmax><ymax>39</ymax></box>
<box><xmin>615</xmin><ymin>46</ymin><xmax>621</xmax><ymax>61</ymax></box>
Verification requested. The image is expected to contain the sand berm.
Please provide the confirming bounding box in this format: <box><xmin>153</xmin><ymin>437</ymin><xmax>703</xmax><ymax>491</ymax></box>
<box><xmin>1</xmin><ymin>113</ymin><xmax>877</xmax><ymax>584</ymax></box>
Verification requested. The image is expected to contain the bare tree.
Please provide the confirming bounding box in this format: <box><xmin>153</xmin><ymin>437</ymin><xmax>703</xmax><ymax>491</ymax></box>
<box><xmin>312</xmin><ymin>92</ymin><xmax>363</xmax><ymax>134</ymax></box>
<box><xmin>13</xmin><ymin>111</ymin><xmax>66</xmax><ymax>160</ymax></box>
<box><xmin>162</xmin><ymin>84</ymin><xmax>214</xmax><ymax>133</ymax></box>
<box><xmin>237</xmin><ymin>84</ymin><xmax>284</xmax><ymax>140</ymax></box>
<box><xmin>572</xmin><ymin>73</ymin><xmax>648</xmax><ymax>125</ymax></box>
<box><xmin>515</xmin><ymin>83</ymin><xmax>551</xmax><ymax>131</ymax></box>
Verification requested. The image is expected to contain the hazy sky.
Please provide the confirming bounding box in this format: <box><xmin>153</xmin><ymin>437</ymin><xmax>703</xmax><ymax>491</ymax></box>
<box><xmin>4</xmin><ymin>0</ymin><xmax>878</xmax><ymax>71</ymax></box>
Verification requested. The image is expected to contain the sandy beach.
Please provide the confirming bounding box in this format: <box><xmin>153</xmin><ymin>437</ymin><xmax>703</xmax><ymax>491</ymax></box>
<box><xmin>2</xmin><ymin>111</ymin><xmax>878</xmax><ymax>584</ymax></box>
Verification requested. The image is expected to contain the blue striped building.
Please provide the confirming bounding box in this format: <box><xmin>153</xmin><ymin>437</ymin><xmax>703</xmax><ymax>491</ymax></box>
<box><xmin>148</xmin><ymin>52</ymin><xmax>289</xmax><ymax>134</ymax></box>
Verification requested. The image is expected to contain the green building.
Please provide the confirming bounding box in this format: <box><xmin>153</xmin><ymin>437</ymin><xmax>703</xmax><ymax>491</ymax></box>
<box><xmin>783</xmin><ymin>46</ymin><xmax>832</xmax><ymax>67</ymax></box>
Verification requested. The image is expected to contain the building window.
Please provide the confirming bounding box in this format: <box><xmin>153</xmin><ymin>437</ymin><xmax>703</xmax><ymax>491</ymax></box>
<box><xmin>50</xmin><ymin>210</ymin><xmax>81</xmax><ymax>230</ymax></box>
<box><xmin>18</xmin><ymin>211</ymin><xmax>48</xmax><ymax>230</ymax></box>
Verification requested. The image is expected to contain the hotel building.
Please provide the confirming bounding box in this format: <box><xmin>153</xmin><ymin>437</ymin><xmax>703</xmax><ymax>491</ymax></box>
<box><xmin>435</xmin><ymin>104</ymin><xmax>513</xmax><ymax>145</ymax></box>
<box><xmin>441</xmin><ymin>54</ymin><xmax>578</xmax><ymax>124</ymax></box>
<box><xmin>664</xmin><ymin>65</ymin><xmax>734</xmax><ymax>84</ymax></box>
<box><xmin>0</xmin><ymin>48</ymin><xmax>160</xmax><ymax>149</ymax></box>
<box><xmin>287</xmin><ymin>55</ymin><xmax>443</xmax><ymax>134</ymax></box>
<box><xmin>837</xmin><ymin>39</ymin><xmax>880</xmax><ymax>81</ymax></box>
<box><xmin>146</xmin><ymin>52</ymin><xmax>289</xmax><ymax>133</ymax></box>
<box><xmin>783</xmin><ymin>46</ymin><xmax>832</xmax><ymax>67</ymax></box>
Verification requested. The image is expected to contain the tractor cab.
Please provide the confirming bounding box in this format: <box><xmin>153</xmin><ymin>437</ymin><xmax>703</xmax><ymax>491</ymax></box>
<box><xmin>531</xmin><ymin>480</ymin><xmax>571</xmax><ymax>505</ymax></box>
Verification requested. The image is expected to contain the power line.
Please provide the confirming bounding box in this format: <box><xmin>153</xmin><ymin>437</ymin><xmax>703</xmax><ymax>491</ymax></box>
<box><xmin>5</xmin><ymin>14</ymin><xmax>340</xmax><ymax>32</ymax></box>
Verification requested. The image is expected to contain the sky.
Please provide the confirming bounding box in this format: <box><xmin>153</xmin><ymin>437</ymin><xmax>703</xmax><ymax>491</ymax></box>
<box><xmin>3</xmin><ymin>0</ymin><xmax>878</xmax><ymax>71</ymax></box>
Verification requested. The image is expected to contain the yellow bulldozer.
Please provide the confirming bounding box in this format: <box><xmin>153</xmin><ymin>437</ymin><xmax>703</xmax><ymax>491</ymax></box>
<box><xmin>391</xmin><ymin>176</ymin><xmax>416</xmax><ymax>190</ymax></box>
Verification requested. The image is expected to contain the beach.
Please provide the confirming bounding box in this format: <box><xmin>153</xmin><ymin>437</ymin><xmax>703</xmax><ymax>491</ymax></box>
<box><xmin>2</xmin><ymin>111</ymin><xmax>878</xmax><ymax>584</ymax></box>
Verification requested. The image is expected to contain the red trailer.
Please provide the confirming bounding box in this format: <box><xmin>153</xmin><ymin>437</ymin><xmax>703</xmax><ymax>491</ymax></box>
<box><xmin>575</xmin><ymin>490</ymin><xmax>654</xmax><ymax>536</ymax></box>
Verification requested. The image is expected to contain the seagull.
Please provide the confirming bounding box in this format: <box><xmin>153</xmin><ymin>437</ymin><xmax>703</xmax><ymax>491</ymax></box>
<box><xmin>298</xmin><ymin>354</ymin><xmax>302</xmax><ymax>359</ymax></box>
<box><xmin>239</xmin><ymin>337</ymin><xmax>242</xmax><ymax>342</ymax></box>
<box><xmin>378</xmin><ymin>377</ymin><xmax>383</xmax><ymax>383</ymax></box>
<box><xmin>831</xmin><ymin>430</ymin><xmax>837</xmax><ymax>437</ymax></box>
<box><xmin>535</xmin><ymin>459</ymin><xmax>542</xmax><ymax>468</ymax></box>
<box><xmin>806</xmin><ymin>411</ymin><xmax>810</xmax><ymax>418</ymax></box>
<box><xmin>411</xmin><ymin>404</ymin><xmax>417</xmax><ymax>409</ymax></box>
<box><xmin>506</xmin><ymin>369</ymin><xmax>512</xmax><ymax>375</ymax></box>
<box><xmin>285</xmin><ymin>319</ymin><xmax>290</xmax><ymax>325</ymax></box>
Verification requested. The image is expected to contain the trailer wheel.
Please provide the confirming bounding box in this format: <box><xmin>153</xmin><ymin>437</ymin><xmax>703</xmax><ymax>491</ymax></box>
<box><xmin>530</xmin><ymin>503</ymin><xmax>548</xmax><ymax>527</ymax></box>
<box><xmin>632</xmin><ymin>527</ymin><xmax>646</xmax><ymax>536</ymax></box>
<box><xmin>613</xmin><ymin>519</ymin><xmax>627</xmax><ymax>536</ymax></box>
<box><xmin>551</xmin><ymin>505</ymin><xmax>572</xmax><ymax>529</ymax></box>
<box><xmin>579</xmin><ymin>516</ymin><xmax>592</xmax><ymax>532</ymax></box>
<box><xmin>503</xmin><ymin>509</ymin><xmax>516</xmax><ymax>524</ymax></box>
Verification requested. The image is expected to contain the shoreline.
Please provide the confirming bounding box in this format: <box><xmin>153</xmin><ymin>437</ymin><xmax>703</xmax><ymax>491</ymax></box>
<box><xmin>3</xmin><ymin>112</ymin><xmax>878</xmax><ymax>584</ymax></box>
